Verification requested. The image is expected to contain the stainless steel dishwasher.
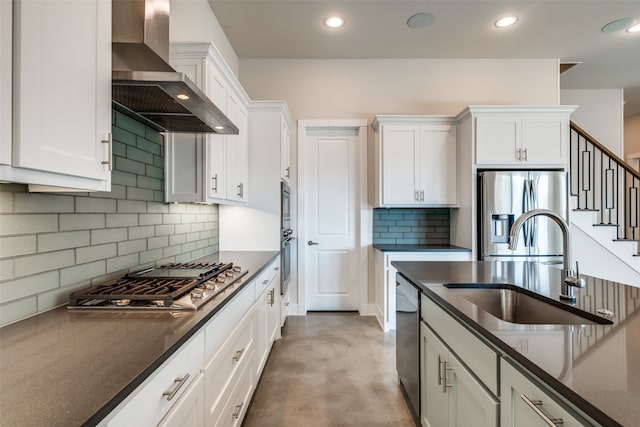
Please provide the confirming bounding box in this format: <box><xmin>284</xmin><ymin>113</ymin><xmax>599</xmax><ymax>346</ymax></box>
<box><xmin>396</xmin><ymin>273</ymin><xmax>420</xmax><ymax>424</ymax></box>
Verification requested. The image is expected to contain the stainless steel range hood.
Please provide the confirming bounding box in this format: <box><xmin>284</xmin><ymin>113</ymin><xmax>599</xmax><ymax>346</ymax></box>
<box><xmin>112</xmin><ymin>0</ymin><xmax>238</xmax><ymax>134</ymax></box>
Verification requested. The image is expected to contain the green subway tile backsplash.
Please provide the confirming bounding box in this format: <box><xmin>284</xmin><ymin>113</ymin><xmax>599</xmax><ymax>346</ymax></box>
<box><xmin>373</xmin><ymin>208</ymin><xmax>450</xmax><ymax>245</ymax></box>
<box><xmin>0</xmin><ymin>110</ymin><xmax>219</xmax><ymax>326</ymax></box>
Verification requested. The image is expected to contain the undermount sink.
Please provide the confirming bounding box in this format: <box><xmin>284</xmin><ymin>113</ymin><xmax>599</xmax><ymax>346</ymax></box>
<box><xmin>444</xmin><ymin>284</ymin><xmax>613</xmax><ymax>325</ymax></box>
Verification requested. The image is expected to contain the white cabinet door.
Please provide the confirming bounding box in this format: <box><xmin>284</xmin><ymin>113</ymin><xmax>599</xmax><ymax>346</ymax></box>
<box><xmin>12</xmin><ymin>0</ymin><xmax>111</xmax><ymax>185</ymax></box>
<box><xmin>421</xmin><ymin>323</ymin><xmax>498</xmax><ymax>427</ymax></box>
<box><xmin>206</xmin><ymin>135</ymin><xmax>227</xmax><ymax>201</ymax></box>
<box><xmin>158</xmin><ymin>374</ymin><xmax>205</xmax><ymax>427</ymax></box>
<box><xmin>225</xmin><ymin>92</ymin><xmax>248</xmax><ymax>204</ymax></box>
<box><xmin>522</xmin><ymin>113</ymin><xmax>566</xmax><ymax>165</ymax></box>
<box><xmin>419</xmin><ymin>124</ymin><xmax>457</xmax><ymax>205</ymax></box>
<box><xmin>421</xmin><ymin>322</ymin><xmax>449</xmax><ymax>427</ymax></box>
<box><xmin>381</xmin><ymin>125</ymin><xmax>420</xmax><ymax>205</ymax></box>
<box><xmin>447</xmin><ymin>352</ymin><xmax>498</xmax><ymax>427</ymax></box>
<box><xmin>475</xmin><ymin>114</ymin><xmax>521</xmax><ymax>165</ymax></box>
<box><xmin>0</xmin><ymin>0</ymin><xmax>11</xmax><ymax>165</ymax></box>
<box><xmin>501</xmin><ymin>360</ymin><xmax>592</xmax><ymax>427</ymax></box>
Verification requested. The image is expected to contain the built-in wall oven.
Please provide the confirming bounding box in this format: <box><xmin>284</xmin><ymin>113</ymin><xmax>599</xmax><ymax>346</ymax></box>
<box><xmin>281</xmin><ymin>181</ymin><xmax>294</xmax><ymax>295</ymax></box>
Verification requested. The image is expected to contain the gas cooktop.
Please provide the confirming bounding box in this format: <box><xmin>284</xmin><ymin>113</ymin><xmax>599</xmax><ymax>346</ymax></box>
<box><xmin>67</xmin><ymin>262</ymin><xmax>247</xmax><ymax>311</ymax></box>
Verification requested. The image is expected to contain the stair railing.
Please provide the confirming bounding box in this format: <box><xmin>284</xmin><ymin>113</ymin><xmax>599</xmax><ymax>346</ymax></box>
<box><xmin>569</xmin><ymin>122</ymin><xmax>639</xmax><ymax>248</ymax></box>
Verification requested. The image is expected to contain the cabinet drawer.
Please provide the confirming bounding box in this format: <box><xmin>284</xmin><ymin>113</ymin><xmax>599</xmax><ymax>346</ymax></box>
<box><xmin>255</xmin><ymin>260</ymin><xmax>277</xmax><ymax>297</ymax></box>
<box><xmin>210</xmin><ymin>349</ymin><xmax>256</xmax><ymax>427</ymax></box>
<box><xmin>501</xmin><ymin>359</ymin><xmax>597</xmax><ymax>427</ymax></box>
<box><xmin>106</xmin><ymin>331</ymin><xmax>205</xmax><ymax>426</ymax></box>
<box><xmin>204</xmin><ymin>306</ymin><xmax>254</xmax><ymax>416</ymax></box>
<box><xmin>205</xmin><ymin>280</ymin><xmax>255</xmax><ymax>362</ymax></box>
<box><xmin>421</xmin><ymin>294</ymin><xmax>498</xmax><ymax>395</ymax></box>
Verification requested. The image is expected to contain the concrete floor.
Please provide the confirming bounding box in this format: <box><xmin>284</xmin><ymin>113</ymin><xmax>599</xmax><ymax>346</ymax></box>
<box><xmin>243</xmin><ymin>313</ymin><xmax>416</xmax><ymax>427</ymax></box>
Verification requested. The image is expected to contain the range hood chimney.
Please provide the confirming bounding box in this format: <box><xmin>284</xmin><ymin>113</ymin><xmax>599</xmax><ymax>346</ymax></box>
<box><xmin>112</xmin><ymin>0</ymin><xmax>238</xmax><ymax>134</ymax></box>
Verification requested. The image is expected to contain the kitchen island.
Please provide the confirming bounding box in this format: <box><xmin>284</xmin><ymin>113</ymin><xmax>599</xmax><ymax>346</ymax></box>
<box><xmin>394</xmin><ymin>260</ymin><xmax>640</xmax><ymax>426</ymax></box>
<box><xmin>0</xmin><ymin>251</ymin><xmax>279</xmax><ymax>427</ymax></box>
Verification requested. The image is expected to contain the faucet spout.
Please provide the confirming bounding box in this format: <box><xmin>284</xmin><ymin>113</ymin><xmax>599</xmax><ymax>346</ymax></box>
<box><xmin>509</xmin><ymin>208</ymin><xmax>584</xmax><ymax>301</ymax></box>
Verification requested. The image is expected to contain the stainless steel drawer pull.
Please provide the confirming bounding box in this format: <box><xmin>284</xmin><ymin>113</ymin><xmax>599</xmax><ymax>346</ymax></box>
<box><xmin>437</xmin><ymin>355</ymin><xmax>443</xmax><ymax>386</ymax></box>
<box><xmin>232</xmin><ymin>402</ymin><xmax>244</xmax><ymax>419</ymax></box>
<box><xmin>520</xmin><ymin>394</ymin><xmax>563</xmax><ymax>426</ymax></box>
<box><xmin>162</xmin><ymin>373</ymin><xmax>190</xmax><ymax>401</ymax></box>
<box><xmin>232</xmin><ymin>348</ymin><xmax>245</xmax><ymax>362</ymax></box>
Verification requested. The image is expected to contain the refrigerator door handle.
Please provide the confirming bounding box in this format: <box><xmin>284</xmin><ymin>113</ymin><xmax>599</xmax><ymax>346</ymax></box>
<box><xmin>529</xmin><ymin>178</ymin><xmax>538</xmax><ymax>248</ymax></box>
<box><xmin>522</xmin><ymin>180</ymin><xmax>530</xmax><ymax>247</ymax></box>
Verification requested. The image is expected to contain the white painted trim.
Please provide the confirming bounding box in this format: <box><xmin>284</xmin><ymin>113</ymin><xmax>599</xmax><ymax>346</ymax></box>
<box><xmin>359</xmin><ymin>304</ymin><xmax>377</xmax><ymax>317</ymax></box>
<box><xmin>297</xmin><ymin>120</ymin><xmax>369</xmax><ymax>314</ymax></box>
<box><xmin>248</xmin><ymin>100</ymin><xmax>293</xmax><ymax>127</ymax></box>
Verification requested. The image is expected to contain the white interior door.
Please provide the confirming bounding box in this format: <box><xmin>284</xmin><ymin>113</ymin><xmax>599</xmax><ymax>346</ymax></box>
<box><xmin>303</xmin><ymin>127</ymin><xmax>359</xmax><ymax>310</ymax></box>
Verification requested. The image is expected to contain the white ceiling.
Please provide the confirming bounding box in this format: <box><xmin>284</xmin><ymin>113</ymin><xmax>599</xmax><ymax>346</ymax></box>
<box><xmin>208</xmin><ymin>0</ymin><xmax>640</xmax><ymax>117</ymax></box>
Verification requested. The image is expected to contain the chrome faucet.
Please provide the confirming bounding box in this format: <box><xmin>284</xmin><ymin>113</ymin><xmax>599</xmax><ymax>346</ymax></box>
<box><xmin>509</xmin><ymin>208</ymin><xmax>585</xmax><ymax>301</ymax></box>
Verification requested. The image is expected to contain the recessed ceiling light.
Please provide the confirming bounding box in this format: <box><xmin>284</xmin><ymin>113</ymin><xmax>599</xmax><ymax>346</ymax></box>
<box><xmin>325</xmin><ymin>16</ymin><xmax>344</xmax><ymax>28</ymax></box>
<box><xmin>214</xmin><ymin>125</ymin><xmax>225</xmax><ymax>131</ymax></box>
<box><xmin>627</xmin><ymin>23</ymin><xmax>640</xmax><ymax>33</ymax></box>
<box><xmin>601</xmin><ymin>17</ymin><xmax>636</xmax><ymax>33</ymax></box>
<box><xmin>407</xmin><ymin>12</ymin><xmax>435</xmax><ymax>29</ymax></box>
<box><xmin>176</xmin><ymin>94</ymin><xmax>189</xmax><ymax>100</ymax></box>
<box><xmin>495</xmin><ymin>15</ymin><xmax>518</xmax><ymax>28</ymax></box>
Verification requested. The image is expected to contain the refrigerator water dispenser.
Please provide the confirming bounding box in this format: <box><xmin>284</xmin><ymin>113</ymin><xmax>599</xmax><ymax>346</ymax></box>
<box><xmin>491</xmin><ymin>214</ymin><xmax>514</xmax><ymax>243</ymax></box>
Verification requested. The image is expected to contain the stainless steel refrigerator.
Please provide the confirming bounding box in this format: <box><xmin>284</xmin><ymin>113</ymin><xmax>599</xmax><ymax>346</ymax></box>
<box><xmin>478</xmin><ymin>170</ymin><xmax>567</xmax><ymax>262</ymax></box>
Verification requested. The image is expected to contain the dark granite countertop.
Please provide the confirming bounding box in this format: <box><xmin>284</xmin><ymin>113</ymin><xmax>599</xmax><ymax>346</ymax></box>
<box><xmin>373</xmin><ymin>244</ymin><xmax>471</xmax><ymax>252</ymax></box>
<box><xmin>393</xmin><ymin>260</ymin><xmax>640</xmax><ymax>427</ymax></box>
<box><xmin>0</xmin><ymin>251</ymin><xmax>279</xmax><ymax>427</ymax></box>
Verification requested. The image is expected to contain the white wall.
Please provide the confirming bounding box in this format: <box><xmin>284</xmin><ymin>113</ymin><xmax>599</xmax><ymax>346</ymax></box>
<box><xmin>624</xmin><ymin>113</ymin><xmax>640</xmax><ymax>167</ymax></box>
<box><xmin>219</xmin><ymin>206</ymin><xmax>280</xmax><ymax>251</ymax></box>
<box><xmin>240</xmin><ymin>58</ymin><xmax>559</xmax><ymax>120</ymax></box>
<box><xmin>560</xmin><ymin>89</ymin><xmax>624</xmax><ymax>157</ymax></box>
<box><xmin>170</xmin><ymin>0</ymin><xmax>239</xmax><ymax>77</ymax></box>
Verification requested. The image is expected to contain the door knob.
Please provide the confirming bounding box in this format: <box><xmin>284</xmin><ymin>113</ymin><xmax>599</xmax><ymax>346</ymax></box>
<box><xmin>307</xmin><ymin>240</ymin><xmax>319</xmax><ymax>246</ymax></box>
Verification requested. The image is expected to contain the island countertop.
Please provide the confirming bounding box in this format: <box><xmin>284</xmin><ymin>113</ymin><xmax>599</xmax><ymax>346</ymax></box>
<box><xmin>0</xmin><ymin>250</ymin><xmax>279</xmax><ymax>427</ymax></box>
<box><xmin>393</xmin><ymin>260</ymin><xmax>640</xmax><ymax>427</ymax></box>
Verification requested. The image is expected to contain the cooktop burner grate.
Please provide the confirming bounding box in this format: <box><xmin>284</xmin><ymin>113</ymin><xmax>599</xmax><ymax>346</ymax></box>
<box><xmin>69</xmin><ymin>277</ymin><xmax>201</xmax><ymax>304</ymax></box>
<box><xmin>159</xmin><ymin>262</ymin><xmax>224</xmax><ymax>269</ymax></box>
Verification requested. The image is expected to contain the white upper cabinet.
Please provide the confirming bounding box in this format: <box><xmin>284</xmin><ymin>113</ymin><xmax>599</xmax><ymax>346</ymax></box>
<box><xmin>467</xmin><ymin>106</ymin><xmax>576</xmax><ymax>167</ymax></box>
<box><xmin>2</xmin><ymin>0</ymin><xmax>112</xmax><ymax>191</ymax></box>
<box><xmin>281</xmin><ymin>115</ymin><xmax>291</xmax><ymax>182</ymax></box>
<box><xmin>166</xmin><ymin>42</ymin><xmax>250</xmax><ymax>206</ymax></box>
<box><xmin>248</xmin><ymin>101</ymin><xmax>293</xmax><ymax>215</ymax></box>
<box><xmin>372</xmin><ymin>116</ymin><xmax>458</xmax><ymax>207</ymax></box>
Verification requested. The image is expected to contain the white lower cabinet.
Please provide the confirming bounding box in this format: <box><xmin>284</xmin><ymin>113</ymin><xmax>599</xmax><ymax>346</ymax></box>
<box><xmin>104</xmin><ymin>332</ymin><xmax>205</xmax><ymax>426</ymax></box>
<box><xmin>102</xmin><ymin>257</ymin><xmax>284</xmax><ymax>427</ymax></box>
<box><xmin>500</xmin><ymin>359</ymin><xmax>597</xmax><ymax>427</ymax></box>
<box><xmin>255</xmin><ymin>259</ymin><xmax>281</xmax><ymax>377</ymax></box>
<box><xmin>420</xmin><ymin>322</ymin><xmax>498</xmax><ymax>427</ymax></box>
<box><xmin>158</xmin><ymin>373</ymin><xmax>205</xmax><ymax>427</ymax></box>
<box><xmin>374</xmin><ymin>250</ymin><xmax>471</xmax><ymax>331</ymax></box>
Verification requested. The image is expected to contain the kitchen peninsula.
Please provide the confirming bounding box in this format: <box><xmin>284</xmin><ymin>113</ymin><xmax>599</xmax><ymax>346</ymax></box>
<box><xmin>395</xmin><ymin>260</ymin><xmax>640</xmax><ymax>427</ymax></box>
